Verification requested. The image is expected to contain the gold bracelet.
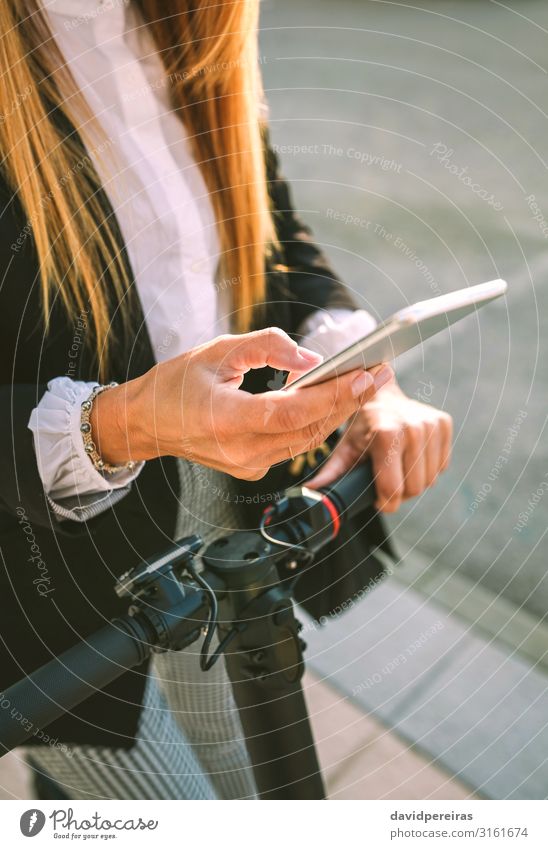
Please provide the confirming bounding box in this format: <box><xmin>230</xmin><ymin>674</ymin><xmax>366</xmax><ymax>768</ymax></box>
<box><xmin>80</xmin><ymin>383</ymin><xmax>135</xmax><ymax>475</ymax></box>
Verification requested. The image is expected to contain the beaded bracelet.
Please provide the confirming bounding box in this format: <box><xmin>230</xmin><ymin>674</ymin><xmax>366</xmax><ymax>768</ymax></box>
<box><xmin>80</xmin><ymin>383</ymin><xmax>135</xmax><ymax>475</ymax></box>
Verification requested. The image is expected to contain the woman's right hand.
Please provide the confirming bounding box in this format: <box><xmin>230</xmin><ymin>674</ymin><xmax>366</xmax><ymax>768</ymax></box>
<box><xmin>91</xmin><ymin>327</ymin><xmax>393</xmax><ymax>481</ymax></box>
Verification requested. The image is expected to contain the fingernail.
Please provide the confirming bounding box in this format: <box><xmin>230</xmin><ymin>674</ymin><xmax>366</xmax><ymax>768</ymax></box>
<box><xmin>352</xmin><ymin>370</ymin><xmax>373</xmax><ymax>398</ymax></box>
<box><xmin>374</xmin><ymin>365</ymin><xmax>393</xmax><ymax>389</ymax></box>
<box><xmin>297</xmin><ymin>346</ymin><xmax>323</xmax><ymax>363</ymax></box>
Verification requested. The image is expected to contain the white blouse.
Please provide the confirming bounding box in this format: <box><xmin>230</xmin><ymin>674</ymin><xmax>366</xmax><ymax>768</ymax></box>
<box><xmin>29</xmin><ymin>0</ymin><xmax>375</xmax><ymax>521</ymax></box>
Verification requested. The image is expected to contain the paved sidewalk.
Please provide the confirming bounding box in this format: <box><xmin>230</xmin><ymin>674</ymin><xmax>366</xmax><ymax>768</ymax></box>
<box><xmin>0</xmin><ymin>751</ymin><xmax>30</xmax><ymax>800</ymax></box>
<box><xmin>304</xmin><ymin>671</ymin><xmax>475</xmax><ymax>800</ymax></box>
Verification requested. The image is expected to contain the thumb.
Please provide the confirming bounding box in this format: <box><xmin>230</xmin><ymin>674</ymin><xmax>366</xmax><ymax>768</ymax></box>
<box><xmin>219</xmin><ymin>327</ymin><xmax>322</xmax><ymax>377</ymax></box>
<box><xmin>306</xmin><ymin>440</ymin><xmax>355</xmax><ymax>490</ymax></box>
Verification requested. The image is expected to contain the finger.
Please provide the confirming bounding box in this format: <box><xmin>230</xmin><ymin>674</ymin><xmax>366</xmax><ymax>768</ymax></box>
<box><xmin>212</xmin><ymin>392</ymin><xmax>365</xmax><ymax>477</ymax></box>
<box><xmin>423</xmin><ymin>419</ymin><xmax>442</xmax><ymax>487</ymax></box>
<box><xmin>250</xmin><ymin>411</ymin><xmax>352</xmax><ymax>471</ymax></box>
<box><xmin>218</xmin><ymin>327</ymin><xmax>322</xmax><ymax>377</ymax></box>
<box><xmin>284</xmin><ymin>360</ymin><xmax>390</xmax><ymax>388</ymax></box>
<box><xmin>401</xmin><ymin>422</ymin><xmax>426</xmax><ymax>499</ymax></box>
<box><xmin>218</xmin><ymin>374</ymin><xmax>387</xmax><ymax>480</ymax></box>
<box><xmin>439</xmin><ymin>412</ymin><xmax>453</xmax><ymax>471</ymax></box>
<box><xmin>257</xmin><ymin>365</ymin><xmax>393</xmax><ymax>435</ymax></box>
<box><xmin>368</xmin><ymin>429</ymin><xmax>405</xmax><ymax>513</ymax></box>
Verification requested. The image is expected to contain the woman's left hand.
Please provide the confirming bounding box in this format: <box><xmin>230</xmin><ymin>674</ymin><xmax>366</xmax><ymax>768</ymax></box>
<box><xmin>307</xmin><ymin>376</ymin><xmax>453</xmax><ymax>513</ymax></box>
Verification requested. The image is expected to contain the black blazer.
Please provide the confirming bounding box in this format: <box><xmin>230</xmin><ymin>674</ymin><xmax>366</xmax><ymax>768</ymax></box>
<box><xmin>0</xmin><ymin>120</ymin><xmax>392</xmax><ymax>748</ymax></box>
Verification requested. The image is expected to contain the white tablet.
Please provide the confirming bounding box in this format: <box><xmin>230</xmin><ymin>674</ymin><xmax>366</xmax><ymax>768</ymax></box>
<box><xmin>285</xmin><ymin>279</ymin><xmax>507</xmax><ymax>390</ymax></box>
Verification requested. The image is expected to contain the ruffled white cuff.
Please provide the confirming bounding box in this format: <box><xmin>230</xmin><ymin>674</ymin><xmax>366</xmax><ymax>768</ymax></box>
<box><xmin>298</xmin><ymin>308</ymin><xmax>378</xmax><ymax>358</ymax></box>
<box><xmin>28</xmin><ymin>377</ymin><xmax>144</xmax><ymax>522</ymax></box>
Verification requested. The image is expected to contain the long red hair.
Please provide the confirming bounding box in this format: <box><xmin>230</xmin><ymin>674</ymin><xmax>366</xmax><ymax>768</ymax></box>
<box><xmin>0</xmin><ymin>0</ymin><xmax>273</xmax><ymax>372</ymax></box>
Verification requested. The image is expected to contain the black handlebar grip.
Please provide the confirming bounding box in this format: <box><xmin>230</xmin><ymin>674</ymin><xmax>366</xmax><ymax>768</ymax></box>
<box><xmin>0</xmin><ymin>615</ymin><xmax>150</xmax><ymax>753</ymax></box>
<box><xmin>320</xmin><ymin>460</ymin><xmax>376</xmax><ymax>523</ymax></box>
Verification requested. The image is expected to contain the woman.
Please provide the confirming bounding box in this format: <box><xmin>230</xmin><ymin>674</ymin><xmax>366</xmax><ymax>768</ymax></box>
<box><xmin>0</xmin><ymin>0</ymin><xmax>452</xmax><ymax>799</ymax></box>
